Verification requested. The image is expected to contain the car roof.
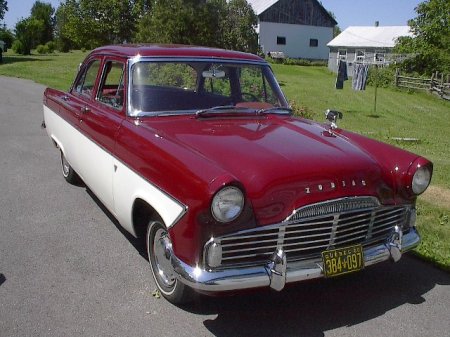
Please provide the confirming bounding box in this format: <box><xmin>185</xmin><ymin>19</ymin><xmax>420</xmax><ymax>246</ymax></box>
<box><xmin>89</xmin><ymin>44</ymin><xmax>264</xmax><ymax>62</ymax></box>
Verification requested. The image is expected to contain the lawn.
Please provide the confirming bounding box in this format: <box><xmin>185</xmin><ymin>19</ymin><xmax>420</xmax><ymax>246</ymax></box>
<box><xmin>1</xmin><ymin>50</ymin><xmax>449</xmax><ymax>270</ymax></box>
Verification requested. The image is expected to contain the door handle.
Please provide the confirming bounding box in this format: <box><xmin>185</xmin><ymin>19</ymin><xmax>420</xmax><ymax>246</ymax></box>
<box><xmin>80</xmin><ymin>106</ymin><xmax>90</xmax><ymax>114</ymax></box>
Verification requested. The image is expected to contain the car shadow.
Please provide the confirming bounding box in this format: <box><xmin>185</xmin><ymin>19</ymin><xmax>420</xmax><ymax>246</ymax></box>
<box><xmin>84</xmin><ymin>188</ymin><xmax>450</xmax><ymax>336</ymax></box>
<box><xmin>0</xmin><ymin>273</ymin><xmax>6</xmax><ymax>286</ymax></box>
<box><xmin>182</xmin><ymin>256</ymin><xmax>450</xmax><ymax>337</ymax></box>
<box><xmin>85</xmin><ymin>189</ymin><xmax>147</xmax><ymax>260</ymax></box>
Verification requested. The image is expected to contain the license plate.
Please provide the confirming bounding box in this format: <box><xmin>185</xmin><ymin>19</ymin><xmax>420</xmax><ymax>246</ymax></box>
<box><xmin>322</xmin><ymin>245</ymin><xmax>364</xmax><ymax>277</ymax></box>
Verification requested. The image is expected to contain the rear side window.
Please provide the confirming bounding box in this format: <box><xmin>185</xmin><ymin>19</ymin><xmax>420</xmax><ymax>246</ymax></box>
<box><xmin>74</xmin><ymin>60</ymin><xmax>101</xmax><ymax>97</ymax></box>
<box><xmin>97</xmin><ymin>61</ymin><xmax>125</xmax><ymax>110</ymax></box>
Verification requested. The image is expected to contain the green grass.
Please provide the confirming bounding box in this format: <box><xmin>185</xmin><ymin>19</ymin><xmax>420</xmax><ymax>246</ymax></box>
<box><xmin>1</xmin><ymin>50</ymin><xmax>449</xmax><ymax>270</ymax></box>
<box><xmin>0</xmin><ymin>49</ymin><xmax>88</xmax><ymax>90</ymax></box>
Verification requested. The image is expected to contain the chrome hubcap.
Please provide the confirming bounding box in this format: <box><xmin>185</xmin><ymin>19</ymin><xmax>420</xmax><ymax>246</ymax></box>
<box><xmin>61</xmin><ymin>154</ymin><xmax>70</xmax><ymax>177</ymax></box>
<box><xmin>152</xmin><ymin>228</ymin><xmax>176</xmax><ymax>288</ymax></box>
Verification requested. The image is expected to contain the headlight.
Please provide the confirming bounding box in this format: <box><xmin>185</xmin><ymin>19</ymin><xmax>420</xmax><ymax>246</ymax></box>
<box><xmin>412</xmin><ymin>166</ymin><xmax>431</xmax><ymax>195</ymax></box>
<box><xmin>211</xmin><ymin>186</ymin><xmax>244</xmax><ymax>223</ymax></box>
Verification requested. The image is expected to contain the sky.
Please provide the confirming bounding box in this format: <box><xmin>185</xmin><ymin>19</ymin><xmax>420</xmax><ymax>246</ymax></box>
<box><xmin>2</xmin><ymin>0</ymin><xmax>422</xmax><ymax>30</ymax></box>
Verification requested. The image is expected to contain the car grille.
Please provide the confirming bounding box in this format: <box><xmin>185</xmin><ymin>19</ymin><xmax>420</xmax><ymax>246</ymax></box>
<box><xmin>206</xmin><ymin>197</ymin><xmax>410</xmax><ymax>269</ymax></box>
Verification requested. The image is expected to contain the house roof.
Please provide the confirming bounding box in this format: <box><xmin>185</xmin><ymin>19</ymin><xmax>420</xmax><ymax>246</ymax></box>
<box><xmin>246</xmin><ymin>0</ymin><xmax>279</xmax><ymax>15</ymax></box>
<box><xmin>327</xmin><ymin>26</ymin><xmax>412</xmax><ymax>48</ymax></box>
<box><xmin>246</xmin><ymin>0</ymin><xmax>337</xmax><ymax>25</ymax></box>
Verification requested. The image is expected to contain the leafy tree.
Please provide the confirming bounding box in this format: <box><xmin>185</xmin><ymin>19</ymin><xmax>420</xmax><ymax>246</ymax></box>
<box><xmin>31</xmin><ymin>1</ymin><xmax>55</xmax><ymax>45</ymax></box>
<box><xmin>218</xmin><ymin>0</ymin><xmax>258</xmax><ymax>53</ymax></box>
<box><xmin>14</xmin><ymin>18</ymin><xmax>44</xmax><ymax>55</ymax></box>
<box><xmin>0</xmin><ymin>28</ymin><xmax>14</xmax><ymax>50</ymax></box>
<box><xmin>135</xmin><ymin>0</ymin><xmax>217</xmax><ymax>46</ymax></box>
<box><xmin>55</xmin><ymin>0</ymin><xmax>138</xmax><ymax>50</ymax></box>
<box><xmin>395</xmin><ymin>0</ymin><xmax>450</xmax><ymax>75</ymax></box>
<box><xmin>135</xmin><ymin>0</ymin><xmax>259</xmax><ymax>53</ymax></box>
<box><xmin>0</xmin><ymin>0</ymin><xmax>7</xmax><ymax>21</ymax></box>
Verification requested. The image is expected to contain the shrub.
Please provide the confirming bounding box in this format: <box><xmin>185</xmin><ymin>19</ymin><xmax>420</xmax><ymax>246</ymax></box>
<box><xmin>12</xmin><ymin>40</ymin><xmax>25</xmax><ymax>54</ymax></box>
<box><xmin>290</xmin><ymin>100</ymin><xmax>315</xmax><ymax>120</ymax></box>
<box><xmin>36</xmin><ymin>44</ymin><xmax>49</xmax><ymax>54</ymax></box>
<box><xmin>45</xmin><ymin>41</ymin><xmax>56</xmax><ymax>53</ymax></box>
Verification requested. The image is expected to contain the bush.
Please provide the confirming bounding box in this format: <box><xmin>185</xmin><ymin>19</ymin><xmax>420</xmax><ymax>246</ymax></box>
<box><xmin>45</xmin><ymin>41</ymin><xmax>56</xmax><ymax>53</ymax></box>
<box><xmin>12</xmin><ymin>40</ymin><xmax>25</xmax><ymax>54</ymax></box>
<box><xmin>36</xmin><ymin>44</ymin><xmax>49</xmax><ymax>54</ymax></box>
<box><xmin>289</xmin><ymin>100</ymin><xmax>315</xmax><ymax>120</ymax></box>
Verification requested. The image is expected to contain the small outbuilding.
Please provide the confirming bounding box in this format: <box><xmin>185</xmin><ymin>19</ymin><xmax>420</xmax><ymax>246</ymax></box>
<box><xmin>247</xmin><ymin>0</ymin><xmax>337</xmax><ymax>60</ymax></box>
<box><xmin>327</xmin><ymin>25</ymin><xmax>412</xmax><ymax>75</ymax></box>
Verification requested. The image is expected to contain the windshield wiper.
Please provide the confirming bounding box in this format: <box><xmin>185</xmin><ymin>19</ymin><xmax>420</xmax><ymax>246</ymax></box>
<box><xmin>195</xmin><ymin>105</ymin><xmax>246</xmax><ymax>117</ymax></box>
<box><xmin>257</xmin><ymin>107</ymin><xmax>293</xmax><ymax>115</ymax></box>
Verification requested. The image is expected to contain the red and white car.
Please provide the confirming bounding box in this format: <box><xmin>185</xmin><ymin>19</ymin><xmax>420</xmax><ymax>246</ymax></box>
<box><xmin>43</xmin><ymin>45</ymin><xmax>432</xmax><ymax>303</ymax></box>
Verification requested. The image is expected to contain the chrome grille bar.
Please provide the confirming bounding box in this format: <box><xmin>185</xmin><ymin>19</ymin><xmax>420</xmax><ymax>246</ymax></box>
<box><xmin>206</xmin><ymin>197</ymin><xmax>410</xmax><ymax>269</ymax></box>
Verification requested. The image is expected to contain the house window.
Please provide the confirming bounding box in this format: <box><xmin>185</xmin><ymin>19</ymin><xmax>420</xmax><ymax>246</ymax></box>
<box><xmin>338</xmin><ymin>49</ymin><xmax>347</xmax><ymax>62</ymax></box>
<box><xmin>374</xmin><ymin>50</ymin><xmax>386</xmax><ymax>63</ymax></box>
<box><xmin>355</xmin><ymin>49</ymin><xmax>365</xmax><ymax>62</ymax></box>
<box><xmin>310</xmin><ymin>39</ymin><xmax>318</xmax><ymax>47</ymax></box>
<box><xmin>277</xmin><ymin>36</ymin><xmax>286</xmax><ymax>45</ymax></box>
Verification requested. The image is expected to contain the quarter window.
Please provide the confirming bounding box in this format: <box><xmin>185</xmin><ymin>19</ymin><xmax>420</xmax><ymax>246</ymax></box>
<box><xmin>97</xmin><ymin>61</ymin><xmax>125</xmax><ymax>110</ymax></box>
<box><xmin>75</xmin><ymin>60</ymin><xmax>101</xmax><ymax>97</ymax></box>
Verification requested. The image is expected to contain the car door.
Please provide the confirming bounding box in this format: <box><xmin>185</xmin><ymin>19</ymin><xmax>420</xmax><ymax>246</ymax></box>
<box><xmin>74</xmin><ymin>58</ymin><xmax>127</xmax><ymax>214</ymax></box>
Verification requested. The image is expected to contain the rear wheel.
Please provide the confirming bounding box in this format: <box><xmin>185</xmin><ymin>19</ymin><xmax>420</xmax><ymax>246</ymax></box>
<box><xmin>60</xmin><ymin>151</ymin><xmax>81</xmax><ymax>185</ymax></box>
<box><xmin>146</xmin><ymin>221</ymin><xmax>192</xmax><ymax>304</ymax></box>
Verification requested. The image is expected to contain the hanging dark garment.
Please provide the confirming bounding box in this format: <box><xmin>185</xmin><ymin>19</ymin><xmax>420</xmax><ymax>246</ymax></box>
<box><xmin>352</xmin><ymin>63</ymin><xmax>370</xmax><ymax>90</ymax></box>
<box><xmin>335</xmin><ymin>60</ymin><xmax>348</xmax><ymax>89</ymax></box>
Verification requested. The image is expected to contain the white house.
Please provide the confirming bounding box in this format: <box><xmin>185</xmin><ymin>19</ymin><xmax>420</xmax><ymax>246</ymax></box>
<box><xmin>327</xmin><ymin>26</ymin><xmax>412</xmax><ymax>74</ymax></box>
<box><xmin>247</xmin><ymin>0</ymin><xmax>337</xmax><ymax>60</ymax></box>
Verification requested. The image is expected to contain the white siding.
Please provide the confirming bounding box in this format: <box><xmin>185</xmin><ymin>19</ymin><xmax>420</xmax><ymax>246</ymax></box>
<box><xmin>258</xmin><ymin>22</ymin><xmax>333</xmax><ymax>59</ymax></box>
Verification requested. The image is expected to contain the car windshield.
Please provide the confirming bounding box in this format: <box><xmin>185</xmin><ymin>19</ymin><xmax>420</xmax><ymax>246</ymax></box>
<box><xmin>128</xmin><ymin>60</ymin><xmax>289</xmax><ymax>116</ymax></box>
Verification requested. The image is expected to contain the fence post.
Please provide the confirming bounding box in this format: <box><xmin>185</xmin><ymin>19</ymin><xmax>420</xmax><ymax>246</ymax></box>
<box><xmin>430</xmin><ymin>72</ymin><xmax>435</xmax><ymax>92</ymax></box>
<box><xmin>395</xmin><ymin>69</ymin><xmax>399</xmax><ymax>87</ymax></box>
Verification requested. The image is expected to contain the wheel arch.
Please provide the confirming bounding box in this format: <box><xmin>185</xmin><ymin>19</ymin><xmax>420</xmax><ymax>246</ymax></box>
<box><xmin>131</xmin><ymin>198</ymin><xmax>164</xmax><ymax>238</ymax></box>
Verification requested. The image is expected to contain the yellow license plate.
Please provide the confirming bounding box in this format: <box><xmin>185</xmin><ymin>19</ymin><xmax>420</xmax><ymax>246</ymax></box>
<box><xmin>322</xmin><ymin>245</ymin><xmax>364</xmax><ymax>277</ymax></box>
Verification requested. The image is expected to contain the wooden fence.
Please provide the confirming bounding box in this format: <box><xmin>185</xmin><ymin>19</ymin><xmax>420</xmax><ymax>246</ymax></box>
<box><xmin>395</xmin><ymin>70</ymin><xmax>450</xmax><ymax>100</ymax></box>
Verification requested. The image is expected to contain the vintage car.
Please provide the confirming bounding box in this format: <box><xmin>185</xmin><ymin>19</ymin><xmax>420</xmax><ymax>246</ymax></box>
<box><xmin>43</xmin><ymin>45</ymin><xmax>432</xmax><ymax>303</ymax></box>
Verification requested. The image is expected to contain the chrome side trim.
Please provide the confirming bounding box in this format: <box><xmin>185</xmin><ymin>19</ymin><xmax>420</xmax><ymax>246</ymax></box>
<box><xmin>171</xmin><ymin>228</ymin><xmax>420</xmax><ymax>292</ymax></box>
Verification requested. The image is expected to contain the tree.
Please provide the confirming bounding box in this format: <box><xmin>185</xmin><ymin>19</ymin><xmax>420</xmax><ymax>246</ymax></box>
<box><xmin>395</xmin><ymin>0</ymin><xmax>450</xmax><ymax>75</ymax></box>
<box><xmin>218</xmin><ymin>0</ymin><xmax>259</xmax><ymax>53</ymax></box>
<box><xmin>0</xmin><ymin>27</ymin><xmax>14</xmax><ymax>50</ymax></box>
<box><xmin>55</xmin><ymin>0</ymin><xmax>138</xmax><ymax>50</ymax></box>
<box><xmin>14</xmin><ymin>18</ymin><xmax>44</xmax><ymax>55</ymax></box>
<box><xmin>135</xmin><ymin>0</ymin><xmax>259</xmax><ymax>53</ymax></box>
<box><xmin>0</xmin><ymin>0</ymin><xmax>7</xmax><ymax>21</ymax></box>
<box><xmin>31</xmin><ymin>1</ymin><xmax>55</xmax><ymax>44</ymax></box>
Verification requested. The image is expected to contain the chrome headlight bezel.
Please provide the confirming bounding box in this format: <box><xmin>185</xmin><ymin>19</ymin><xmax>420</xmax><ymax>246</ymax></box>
<box><xmin>412</xmin><ymin>165</ymin><xmax>432</xmax><ymax>195</ymax></box>
<box><xmin>211</xmin><ymin>186</ymin><xmax>245</xmax><ymax>223</ymax></box>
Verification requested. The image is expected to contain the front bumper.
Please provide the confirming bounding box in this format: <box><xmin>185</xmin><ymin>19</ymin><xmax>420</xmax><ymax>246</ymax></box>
<box><xmin>170</xmin><ymin>227</ymin><xmax>420</xmax><ymax>293</ymax></box>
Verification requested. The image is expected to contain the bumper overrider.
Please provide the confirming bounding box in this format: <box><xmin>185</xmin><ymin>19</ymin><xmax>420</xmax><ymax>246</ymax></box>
<box><xmin>167</xmin><ymin>226</ymin><xmax>420</xmax><ymax>293</ymax></box>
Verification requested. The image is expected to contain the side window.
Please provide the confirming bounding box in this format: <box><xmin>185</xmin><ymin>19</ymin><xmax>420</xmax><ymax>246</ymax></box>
<box><xmin>239</xmin><ymin>66</ymin><xmax>278</xmax><ymax>104</ymax></box>
<box><xmin>74</xmin><ymin>60</ymin><xmax>101</xmax><ymax>97</ymax></box>
<box><xmin>97</xmin><ymin>61</ymin><xmax>125</xmax><ymax>110</ymax></box>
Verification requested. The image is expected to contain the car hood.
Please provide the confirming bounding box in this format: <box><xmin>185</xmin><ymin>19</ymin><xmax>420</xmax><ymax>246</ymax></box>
<box><xmin>141</xmin><ymin>115</ymin><xmax>393</xmax><ymax>225</ymax></box>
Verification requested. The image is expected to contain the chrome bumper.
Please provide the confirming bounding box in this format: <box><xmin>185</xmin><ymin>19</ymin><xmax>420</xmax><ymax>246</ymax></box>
<box><xmin>171</xmin><ymin>227</ymin><xmax>420</xmax><ymax>293</ymax></box>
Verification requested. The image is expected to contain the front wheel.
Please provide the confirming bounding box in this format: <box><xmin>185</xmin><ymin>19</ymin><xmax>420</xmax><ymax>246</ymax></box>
<box><xmin>146</xmin><ymin>221</ymin><xmax>193</xmax><ymax>304</ymax></box>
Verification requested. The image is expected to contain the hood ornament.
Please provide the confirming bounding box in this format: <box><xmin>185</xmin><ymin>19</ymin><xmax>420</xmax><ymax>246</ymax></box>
<box><xmin>325</xmin><ymin>109</ymin><xmax>343</xmax><ymax>130</ymax></box>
